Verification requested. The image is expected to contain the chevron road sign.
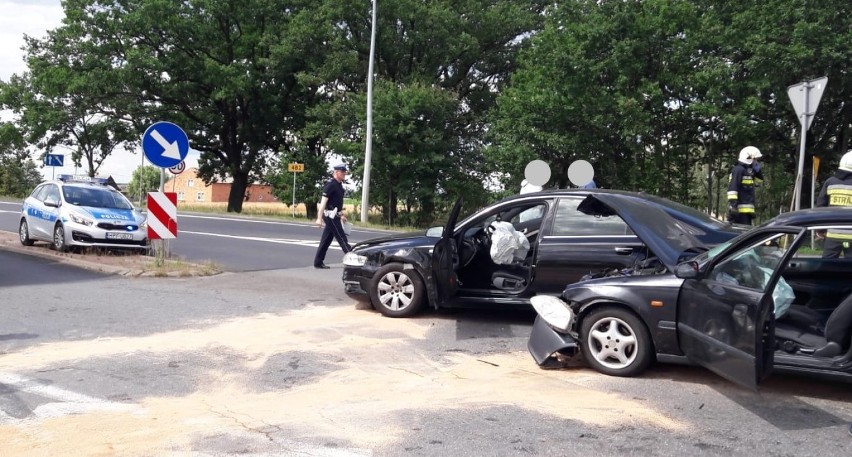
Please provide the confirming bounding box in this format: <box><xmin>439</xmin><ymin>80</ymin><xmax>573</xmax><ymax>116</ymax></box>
<box><xmin>146</xmin><ymin>191</ymin><xmax>178</xmax><ymax>240</ymax></box>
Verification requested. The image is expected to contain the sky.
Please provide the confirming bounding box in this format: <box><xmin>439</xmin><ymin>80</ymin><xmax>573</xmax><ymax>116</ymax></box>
<box><xmin>0</xmin><ymin>0</ymin><xmax>198</xmax><ymax>183</ymax></box>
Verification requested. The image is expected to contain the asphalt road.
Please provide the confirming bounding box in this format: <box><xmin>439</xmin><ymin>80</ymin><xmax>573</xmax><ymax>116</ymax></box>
<box><xmin>1</xmin><ymin>245</ymin><xmax>851</xmax><ymax>456</ymax></box>
<box><xmin>2</xmin><ymin>198</ymin><xmax>852</xmax><ymax>456</ymax></box>
<box><xmin>0</xmin><ymin>199</ymin><xmax>394</xmax><ymax>271</ymax></box>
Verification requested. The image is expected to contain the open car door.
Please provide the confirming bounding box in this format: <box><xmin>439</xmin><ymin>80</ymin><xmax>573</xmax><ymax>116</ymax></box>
<box><xmin>676</xmin><ymin>227</ymin><xmax>806</xmax><ymax>390</ymax></box>
<box><xmin>432</xmin><ymin>197</ymin><xmax>463</xmax><ymax>305</ymax></box>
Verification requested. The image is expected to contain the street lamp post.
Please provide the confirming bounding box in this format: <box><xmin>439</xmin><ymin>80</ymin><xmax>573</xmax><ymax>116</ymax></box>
<box><xmin>360</xmin><ymin>0</ymin><xmax>377</xmax><ymax>224</ymax></box>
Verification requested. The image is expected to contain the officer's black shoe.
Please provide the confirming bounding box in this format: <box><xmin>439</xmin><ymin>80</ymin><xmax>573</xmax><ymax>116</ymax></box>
<box><xmin>314</xmin><ymin>263</ymin><xmax>330</xmax><ymax>269</ymax></box>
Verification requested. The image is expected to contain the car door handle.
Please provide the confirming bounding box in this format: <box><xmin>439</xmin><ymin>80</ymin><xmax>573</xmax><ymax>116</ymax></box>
<box><xmin>614</xmin><ymin>247</ymin><xmax>633</xmax><ymax>255</ymax></box>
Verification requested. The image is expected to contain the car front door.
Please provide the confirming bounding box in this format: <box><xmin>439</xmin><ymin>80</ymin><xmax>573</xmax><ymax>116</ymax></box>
<box><xmin>432</xmin><ymin>198</ymin><xmax>463</xmax><ymax>305</ymax></box>
<box><xmin>534</xmin><ymin>197</ymin><xmax>644</xmax><ymax>294</ymax></box>
<box><xmin>676</xmin><ymin>227</ymin><xmax>806</xmax><ymax>389</ymax></box>
<box><xmin>30</xmin><ymin>184</ymin><xmax>61</xmax><ymax>239</ymax></box>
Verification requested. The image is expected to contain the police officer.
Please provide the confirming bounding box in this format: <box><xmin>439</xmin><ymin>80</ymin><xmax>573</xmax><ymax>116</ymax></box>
<box><xmin>816</xmin><ymin>150</ymin><xmax>852</xmax><ymax>259</ymax></box>
<box><xmin>313</xmin><ymin>163</ymin><xmax>352</xmax><ymax>268</ymax></box>
<box><xmin>727</xmin><ymin>146</ymin><xmax>762</xmax><ymax>225</ymax></box>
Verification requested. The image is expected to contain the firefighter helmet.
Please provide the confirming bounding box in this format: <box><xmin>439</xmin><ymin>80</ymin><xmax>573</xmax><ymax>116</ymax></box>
<box><xmin>840</xmin><ymin>150</ymin><xmax>852</xmax><ymax>172</ymax></box>
<box><xmin>738</xmin><ymin>146</ymin><xmax>761</xmax><ymax>164</ymax></box>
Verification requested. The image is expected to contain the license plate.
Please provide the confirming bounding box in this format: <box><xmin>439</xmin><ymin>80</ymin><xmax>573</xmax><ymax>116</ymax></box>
<box><xmin>106</xmin><ymin>232</ymin><xmax>133</xmax><ymax>240</ymax></box>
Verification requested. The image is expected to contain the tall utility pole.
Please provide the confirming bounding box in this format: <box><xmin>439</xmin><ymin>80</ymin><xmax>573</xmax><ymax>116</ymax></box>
<box><xmin>360</xmin><ymin>0</ymin><xmax>377</xmax><ymax>224</ymax></box>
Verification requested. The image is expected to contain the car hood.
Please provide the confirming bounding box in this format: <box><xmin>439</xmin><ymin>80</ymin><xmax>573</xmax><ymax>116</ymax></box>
<box><xmin>577</xmin><ymin>193</ymin><xmax>706</xmax><ymax>271</ymax></box>
<box><xmin>354</xmin><ymin>232</ymin><xmax>436</xmax><ymax>251</ymax></box>
<box><xmin>75</xmin><ymin>206</ymin><xmax>142</xmax><ymax>223</ymax></box>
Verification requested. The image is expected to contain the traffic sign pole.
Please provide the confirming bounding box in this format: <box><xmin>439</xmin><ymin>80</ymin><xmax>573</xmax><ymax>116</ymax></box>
<box><xmin>788</xmin><ymin>77</ymin><xmax>827</xmax><ymax>211</ymax></box>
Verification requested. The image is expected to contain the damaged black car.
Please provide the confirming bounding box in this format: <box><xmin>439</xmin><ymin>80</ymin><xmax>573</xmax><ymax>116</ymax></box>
<box><xmin>528</xmin><ymin>194</ymin><xmax>852</xmax><ymax>389</ymax></box>
<box><xmin>342</xmin><ymin>189</ymin><xmax>743</xmax><ymax>318</ymax></box>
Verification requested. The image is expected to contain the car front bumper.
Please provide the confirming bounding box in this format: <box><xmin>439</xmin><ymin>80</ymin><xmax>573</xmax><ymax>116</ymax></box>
<box><xmin>527</xmin><ymin>315</ymin><xmax>579</xmax><ymax>366</ymax></box>
<box><xmin>64</xmin><ymin>222</ymin><xmax>148</xmax><ymax>250</ymax></box>
<box><xmin>342</xmin><ymin>266</ymin><xmax>374</xmax><ymax>301</ymax></box>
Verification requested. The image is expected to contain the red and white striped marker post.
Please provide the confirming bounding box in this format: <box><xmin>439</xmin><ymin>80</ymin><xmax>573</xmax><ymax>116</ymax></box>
<box><xmin>146</xmin><ymin>192</ymin><xmax>178</xmax><ymax>239</ymax></box>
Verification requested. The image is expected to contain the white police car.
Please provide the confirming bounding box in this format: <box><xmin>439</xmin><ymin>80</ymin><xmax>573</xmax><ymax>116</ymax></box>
<box><xmin>19</xmin><ymin>175</ymin><xmax>148</xmax><ymax>252</ymax></box>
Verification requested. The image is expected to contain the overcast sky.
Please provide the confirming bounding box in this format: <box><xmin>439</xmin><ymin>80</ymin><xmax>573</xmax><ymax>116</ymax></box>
<box><xmin>0</xmin><ymin>0</ymin><xmax>200</xmax><ymax>183</ymax></box>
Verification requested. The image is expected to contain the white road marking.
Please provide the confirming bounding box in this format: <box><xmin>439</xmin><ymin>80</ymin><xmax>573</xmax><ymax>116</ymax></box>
<box><xmin>180</xmin><ymin>230</ymin><xmax>347</xmax><ymax>248</ymax></box>
<box><xmin>0</xmin><ymin>372</ymin><xmax>137</xmax><ymax>424</ymax></box>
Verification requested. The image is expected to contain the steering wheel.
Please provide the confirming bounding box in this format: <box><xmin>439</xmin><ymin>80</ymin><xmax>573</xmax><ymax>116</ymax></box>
<box><xmin>460</xmin><ymin>227</ymin><xmax>490</xmax><ymax>267</ymax></box>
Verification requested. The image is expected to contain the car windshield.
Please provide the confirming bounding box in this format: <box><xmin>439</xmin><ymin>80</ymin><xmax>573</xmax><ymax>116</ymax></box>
<box><xmin>690</xmin><ymin>239</ymin><xmax>734</xmax><ymax>265</ymax></box>
<box><xmin>63</xmin><ymin>186</ymin><xmax>133</xmax><ymax>210</ymax></box>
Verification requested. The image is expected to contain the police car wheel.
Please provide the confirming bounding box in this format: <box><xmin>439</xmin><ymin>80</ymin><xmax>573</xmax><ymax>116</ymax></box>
<box><xmin>19</xmin><ymin>219</ymin><xmax>34</xmax><ymax>246</ymax></box>
<box><xmin>52</xmin><ymin>224</ymin><xmax>68</xmax><ymax>252</ymax></box>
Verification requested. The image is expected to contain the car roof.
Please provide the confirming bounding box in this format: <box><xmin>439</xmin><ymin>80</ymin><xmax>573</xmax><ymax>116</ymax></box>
<box><xmin>497</xmin><ymin>188</ymin><xmax>732</xmax><ymax>230</ymax></box>
<box><xmin>763</xmin><ymin>207</ymin><xmax>852</xmax><ymax>227</ymax></box>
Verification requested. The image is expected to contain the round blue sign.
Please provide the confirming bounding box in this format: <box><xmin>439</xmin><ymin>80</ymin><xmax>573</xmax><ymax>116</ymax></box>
<box><xmin>142</xmin><ymin>121</ymin><xmax>190</xmax><ymax>168</ymax></box>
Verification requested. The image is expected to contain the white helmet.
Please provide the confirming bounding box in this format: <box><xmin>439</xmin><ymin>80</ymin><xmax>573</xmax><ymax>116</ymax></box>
<box><xmin>738</xmin><ymin>146</ymin><xmax>761</xmax><ymax>164</ymax></box>
<box><xmin>840</xmin><ymin>150</ymin><xmax>852</xmax><ymax>172</ymax></box>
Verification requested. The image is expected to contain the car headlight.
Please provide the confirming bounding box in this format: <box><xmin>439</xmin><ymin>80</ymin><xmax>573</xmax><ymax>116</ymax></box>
<box><xmin>69</xmin><ymin>213</ymin><xmax>93</xmax><ymax>226</ymax></box>
<box><xmin>530</xmin><ymin>295</ymin><xmax>575</xmax><ymax>332</ymax></box>
<box><xmin>343</xmin><ymin>251</ymin><xmax>368</xmax><ymax>267</ymax></box>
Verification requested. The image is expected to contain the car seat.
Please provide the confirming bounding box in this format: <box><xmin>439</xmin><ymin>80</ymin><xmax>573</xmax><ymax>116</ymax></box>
<box><xmin>775</xmin><ymin>292</ymin><xmax>852</xmax><ymax>358</ymax></box>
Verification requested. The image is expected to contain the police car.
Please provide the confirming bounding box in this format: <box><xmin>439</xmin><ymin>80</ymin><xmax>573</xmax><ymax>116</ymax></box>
<box><xmin>19</xmin><ymin>175</ymin><xmax>148</xmax><ymax>252</ymax></box>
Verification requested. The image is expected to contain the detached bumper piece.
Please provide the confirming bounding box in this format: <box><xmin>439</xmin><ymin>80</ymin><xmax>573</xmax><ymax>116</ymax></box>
<box><xmin>527</xmin><ymin>315</ymin><xmax>579</xmax><ymax>366</ymax></box>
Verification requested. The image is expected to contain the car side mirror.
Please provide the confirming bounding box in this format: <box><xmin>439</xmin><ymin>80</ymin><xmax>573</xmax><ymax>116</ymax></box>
<box><xmin>426</xmin><ymin>226</ymin><xmax>443</xmax><ymax>237</ymax></box>
<box><xmin>44</xmin><ymin>196</ymin><xmax>60</xmax><ymax>208</ymax></box>
<box><xmin>674</xmin><ymin>261</ymin><xmax>699</xmax><ymax>279</ymax></box>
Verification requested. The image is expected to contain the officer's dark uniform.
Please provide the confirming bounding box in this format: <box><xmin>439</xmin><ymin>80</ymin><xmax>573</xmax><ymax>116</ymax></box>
<box><xmin>816</xmin><ymin>168</ymin><xmax>852</xmax><ymax>259</ymax></box>
<box><xmin>314</xmin><ymin>166</ymin><xmax>352</xmax><ymax>268</ymax></box>
<box><xmin>727</xmin><ymin>162</ymin><xmax>757</xmax><ymax>225</ymax></box>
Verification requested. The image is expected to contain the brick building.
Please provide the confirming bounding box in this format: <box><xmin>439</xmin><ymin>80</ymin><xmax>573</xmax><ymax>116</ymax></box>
<box><xmin>168</xmin><ymin>168</ymin><xmax>278</xmax><ymax>203</ymax></box>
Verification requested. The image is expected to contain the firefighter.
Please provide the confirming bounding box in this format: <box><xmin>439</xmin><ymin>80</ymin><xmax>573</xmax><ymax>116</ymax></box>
<box><xmin>816</xmin><ymin>150</ymin><xmax>852</xmax><ymax>259</ymax></box>
<box><xmin>727</xmin><ymin>146</ymin><xmax>761</xmax><ymax>225</ymax></box>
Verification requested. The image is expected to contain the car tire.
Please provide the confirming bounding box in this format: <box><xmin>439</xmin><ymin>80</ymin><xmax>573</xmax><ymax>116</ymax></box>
<box><xmin>19</xmin><ymin>219</ymin><xmax>34</xmax><ymax>246</ymax></box>
<box><xmin>369</xmin><ymin>263</ymin><xmax>425</xmax><ymax>318</ymax></box>
<box><xmin>52</xmin><ymin>223</ymin><xmax>68</xmax><ymax>252</ymax></box>
<box><xmin>580</xmin><ymin>306</ymin><xmax>654</xmax><ymax>377</ymax></box>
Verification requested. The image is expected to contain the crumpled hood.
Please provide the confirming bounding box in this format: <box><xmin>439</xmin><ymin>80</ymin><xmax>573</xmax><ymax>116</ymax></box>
<box><xmin>578</xmin><ymin>193</ymin><xmax>706</xmax><ymax>271</ymax></box>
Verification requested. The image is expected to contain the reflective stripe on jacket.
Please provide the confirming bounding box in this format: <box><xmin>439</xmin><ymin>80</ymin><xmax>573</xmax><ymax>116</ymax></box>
<box><xmin>816</xmin><ymin>170</ymin><xmax>852</xmax><ymax>239</ymax></box>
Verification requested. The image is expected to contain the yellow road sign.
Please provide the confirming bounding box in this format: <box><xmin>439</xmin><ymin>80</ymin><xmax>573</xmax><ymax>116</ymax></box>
<box><xmin>288</xmin><ymin>163</ymin><xmax>304</xmax><ymax>173</ymax></box>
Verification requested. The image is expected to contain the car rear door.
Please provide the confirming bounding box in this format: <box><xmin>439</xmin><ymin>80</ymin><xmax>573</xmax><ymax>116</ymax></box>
<box><xmin>432</xmin><ymin>198</ymin><xmax>463</xmax><ymax>304</ymax></box>
<box><xmin>676</xmin><ymin>227</ymin><xmax>806</xmax><ymax>389</ymax></box>
<box><xmin>534</xmin><ymin>197</ymin><xmax>644</xmax><ymax>294</ymax></box>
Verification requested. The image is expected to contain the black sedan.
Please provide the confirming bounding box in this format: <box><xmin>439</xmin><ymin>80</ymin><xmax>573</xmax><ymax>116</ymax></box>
<box><xmin>342</xmin><ymin>189</ymin><xmax>744</xmax><ymax>318</ymax></box>
<box><xmin>528</xmin><ymin>194</ymin><xmax>852</xmax><ymax>389</ymax></box>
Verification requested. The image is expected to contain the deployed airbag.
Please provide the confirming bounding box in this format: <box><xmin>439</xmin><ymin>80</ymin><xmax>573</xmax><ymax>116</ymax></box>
<box><xmin>488</xmin><ymin>221</ymin><xmax>530</xmax><ymax>265</ymax></box>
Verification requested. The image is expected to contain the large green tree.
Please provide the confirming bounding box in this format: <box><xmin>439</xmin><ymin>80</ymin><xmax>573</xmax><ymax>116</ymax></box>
<box><xmin>311</xmin><ymin>0</ymin><xmax>549</xmax><ymax>224</ymax></box>
<box><xmin>19</xmin><ymin>0</ymin><xmax>331</xmax><ymax>213</ymax></box>
<box><xmin>490</xmin><ymin>0</ymin><xmax>851</xmax><ymax>221</ymax></box>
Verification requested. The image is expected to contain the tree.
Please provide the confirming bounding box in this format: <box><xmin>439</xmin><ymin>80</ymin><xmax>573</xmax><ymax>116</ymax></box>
<box><xmin>127</xmin><ymin>166</ymin><xmax>162</xmax><ymax>202</ymax></box>
<box><xmin>20</xmin><ymin>0</ymin><xmax>333</xmax><ymax>213</ymax></box>
<box><xmin>313</xmin><ymin>0</ymin><xmax>549</xmax><ymax>224</ymax></box>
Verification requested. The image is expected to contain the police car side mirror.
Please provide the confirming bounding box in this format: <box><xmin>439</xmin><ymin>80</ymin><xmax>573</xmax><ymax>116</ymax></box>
<box><xmin>44</xmin><ymin>196</ymin><xmax>60</xmax><ymax>208</ymax></box>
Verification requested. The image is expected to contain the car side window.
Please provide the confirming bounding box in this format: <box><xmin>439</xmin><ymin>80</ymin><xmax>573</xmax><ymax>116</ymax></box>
<box><xmin>710</xmin><ymin>233</ymin><xmax>794</xmax><ymax>292</ymax></box>
<box><xmin>31</xmin><ymin>184</ymin><xmax>48</xmax><ymax>201</ymax></box>
<box><xmin>43</xmin><ymin>184</ymin><xmax>61</xmax><ymax>203</ymax></box>
<box><xmin>550</xmin><ymin>198</ymin><xmax>633</xmax><ymax>236</ymax></box>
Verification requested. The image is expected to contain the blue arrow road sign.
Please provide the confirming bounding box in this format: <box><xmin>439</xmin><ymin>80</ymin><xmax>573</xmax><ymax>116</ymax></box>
<box><xmin>142</xmin><ymin>121</ymin><xmax>189</xmax><ymax>168</ymax></box>
<box><xmin>43</xmin><ymin>154</ymin><xmax>64</xmax><ymax>167</ymax></box>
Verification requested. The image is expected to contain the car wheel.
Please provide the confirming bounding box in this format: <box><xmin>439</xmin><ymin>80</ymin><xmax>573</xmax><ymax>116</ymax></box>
<box><xmin>52</xmin><ymin>223</ymin><xmax>68</xmax><ymax>252</ymax></box>
<box><xmin>580</xmin><ymin>307</ymin><xmax>654</xmax><ymax>377</ymax></box>
<box><xmin>369</xmin><ymin>263</ymin><xmax>425</xmax><ymax>318</ymax></box>
<box><xmin>19</xmin><ymin>219</ymin><xmax>34</xmax><ymax>246</ymax></box>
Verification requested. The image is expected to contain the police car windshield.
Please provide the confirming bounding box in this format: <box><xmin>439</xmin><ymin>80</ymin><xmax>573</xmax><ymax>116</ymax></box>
<box><xmin>63</xmin><ymin>186</ymin><xmax>133</xmax><ymax>210</ymax></box>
